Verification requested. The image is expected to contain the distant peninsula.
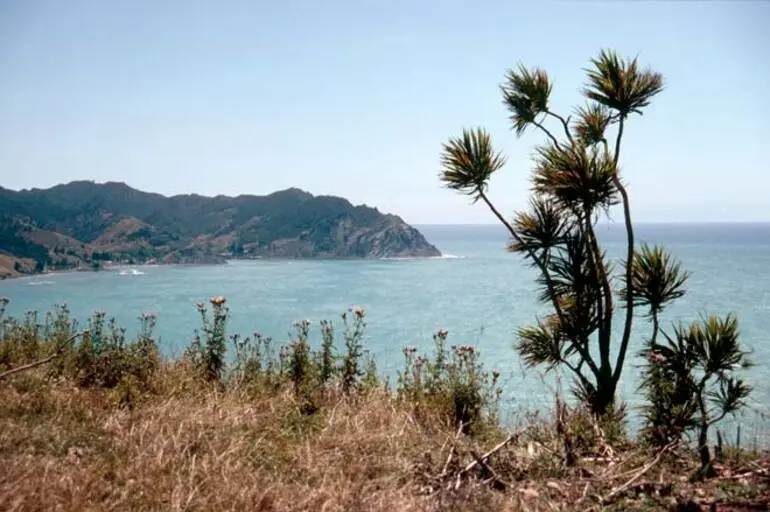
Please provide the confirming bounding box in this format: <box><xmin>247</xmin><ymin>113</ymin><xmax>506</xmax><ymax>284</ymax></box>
<box><xmin>0</xmin><ymin>181</ymin><xmax>441</xmax><ymax>278</ymax></box>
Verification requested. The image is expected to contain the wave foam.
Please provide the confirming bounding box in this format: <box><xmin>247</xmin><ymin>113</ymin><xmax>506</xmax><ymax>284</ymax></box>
<box><xmin>117</xmin><ymin>269</ymin><xmax>145</xmax><ymax>276</ymax></box>
<box><xmin>381</xmin><ymin>253</ymin><xmax>465</xmax><ymax>261</ymax></box>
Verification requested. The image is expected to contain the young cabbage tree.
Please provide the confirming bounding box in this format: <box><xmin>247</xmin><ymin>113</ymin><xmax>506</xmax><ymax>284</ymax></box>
<box><xmin>641</xmin><ymin>315</ymin><xmax>752</xmax><ymax>479</ymax></box>
<box><xmin>439</xmin><ymin>50</ymin><xmax>671</xmax><ymax>415</ymax></box>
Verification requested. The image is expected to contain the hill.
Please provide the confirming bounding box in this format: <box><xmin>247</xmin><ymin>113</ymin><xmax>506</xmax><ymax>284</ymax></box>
<box><xmin>0</xmin><ymin>181</ymin><xmax>441</xmax><ymax>277</ymax></box>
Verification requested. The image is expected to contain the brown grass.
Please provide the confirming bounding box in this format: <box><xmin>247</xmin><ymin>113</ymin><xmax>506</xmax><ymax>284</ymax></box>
<box><xmin>1</xmin><ymin>363</ymin><xmax>768</xmax><ymax>512</ymax></box>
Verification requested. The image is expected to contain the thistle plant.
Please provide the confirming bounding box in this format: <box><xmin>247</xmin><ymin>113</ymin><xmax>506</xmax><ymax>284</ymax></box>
<box><xmin>188</xmin><ymin>296</ymin><xmax>229</xmax><ymax>382</ymax></box>
<box><xmin>439</xmin><ymin>50</ymin><xmax>668</xmax><ymax>415</ymax></box>
<box><xmin>317</xmin><ymin>320</ymin><xmax>336</xmax><ymax>385</ymax></box>
<box><xmin>397</xmin><ymin>329</ymin><xmax>501</xmax><ymax>434</ymax></box>
<box><xmin>340</xmin><ymin>306</ymin><xmax>366</xmax><ymax>393</ymax></box>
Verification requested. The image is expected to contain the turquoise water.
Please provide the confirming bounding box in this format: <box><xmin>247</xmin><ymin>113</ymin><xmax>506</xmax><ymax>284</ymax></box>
<box><xmin>2</xmin><ymin>223</ymin><xmax>769</xmax><ymax>440</ymax></box>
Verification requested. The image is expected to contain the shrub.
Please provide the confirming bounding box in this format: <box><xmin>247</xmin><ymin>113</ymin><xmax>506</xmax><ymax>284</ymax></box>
<box><xmin>71</xmin><ymin>311</ymin><xmax>159</xmax><ymax>390</ymax></box>
<box><xmin>641</xmin><ymin>314</ymin><xmax>752</xmax><ymax>479</ymax></box>
<box><xmin>397</xmin><ymin>329</ymin><xmax>501</xmax><ymax>435</ymax></box>
<box><xmin>186</xmin><ymin>296</ymin><xmax>229</xmax><ymax>382</ymax></box>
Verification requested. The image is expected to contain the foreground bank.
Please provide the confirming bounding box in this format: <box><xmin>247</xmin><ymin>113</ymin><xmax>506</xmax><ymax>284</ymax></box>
<box><xmin>0</xmin><ymin>298</ymin><xmax>768</xmax><ymax>511</ymax></box>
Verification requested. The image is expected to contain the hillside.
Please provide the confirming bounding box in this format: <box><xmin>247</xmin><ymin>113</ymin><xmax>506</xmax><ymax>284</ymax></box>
<box><xmin>0</xmin><ymin>181</ymin><xmax>441</xmax><ymax>277</ymax></box>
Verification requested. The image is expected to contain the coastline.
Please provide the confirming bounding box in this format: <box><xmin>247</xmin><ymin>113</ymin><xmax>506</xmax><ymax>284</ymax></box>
<box><xmin>0</xmin><ymin>252</ymin><xmax>457</xmax><ymax>282</ymax></box>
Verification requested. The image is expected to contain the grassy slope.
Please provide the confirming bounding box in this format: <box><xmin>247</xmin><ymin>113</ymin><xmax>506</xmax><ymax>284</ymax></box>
<box><xmin>1</xmin><ymin>364</ymin><xmax>768</xmax><ymax>511</ymax></box>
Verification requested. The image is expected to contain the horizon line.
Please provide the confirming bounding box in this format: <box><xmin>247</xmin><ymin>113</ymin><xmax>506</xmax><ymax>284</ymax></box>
<box><xmin>416</xmin><ymin>221</ymin><xmax>770</xmax><ymax>226</ymax></box>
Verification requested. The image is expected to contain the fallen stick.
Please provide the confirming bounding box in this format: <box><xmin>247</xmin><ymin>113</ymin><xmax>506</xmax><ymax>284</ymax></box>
<box><xmin>469</xmin><ymin>449</ymin><xmax>508</xmax><ymax>490</ymax></box>
<box><xmin>458</xmin><ymin>427</ymin><xmax>526</xmax><ymax>477</ymax></box>
<box><xmin>0</xmin><ymin>331</ymin><xmax>83</xmax><ymax>380</ymax></box>
<box><xmin>599</xmin><ymin>440</ymin><xmax>677</xmax><ymax>505</ymax></box>
<box><xmin>441</xmin><ymin>423</ymin><xmax>465</xmax><ymax>476</ymax></box>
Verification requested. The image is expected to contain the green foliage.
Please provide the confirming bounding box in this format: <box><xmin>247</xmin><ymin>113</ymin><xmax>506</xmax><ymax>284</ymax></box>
<box><xmin>0</xmin><ymin>216</ymin><xmax>51</xmax><ymax>267</ymax></box>
<box><xmin>501</xmin><ymin>64</ymin><xmax>553</xmax><ymax>136</ymax></box>
<box><xmin>583</xmin><ymin>49</ymin><xmax>665</xmax><ymax>117</ymax></box>
<box><xmin>186</xmin><ymin>297</ymin><xmax>229</xmax><ymax>382</ymax></box>
<box><xmin>0</xmin><ymin>300</ymin><xmax>159</xmax><ymax>393</ymax></box>
<box><xmin>620</xmin><ymin>243</ymin><xmax>689</xmax><ymax>317</ymax></box>
<box><xmin>439</xmin><ymin>49</ymin><xmax>670</xmax><ymax>416</ymax></box>
<box><xmin>1</xmin><ymin>182</ymin><xmax>436</xmax><ymax>266</ymax></box>
<box><xmin>230</xmin><ymin>331</ymin><xmax>282</xmax><ymax>389</ymax></box>
<box><xmin>317</xmin><ymin>320</ymin><xmax>335</xmax><ymax>385</ymax></box>
<box><xmin>640</xmin><ymin>314</ymin><xmax>752</xmax><ymax>478</ymax></box>
<box><xmin>340</xmin><ymin>307</ymin><xmax>367</xmax><ymax>393</ymax></box>
<box><xmin>72</xmin><ymin>312</ymin><xmax>159</xmax><ymax>389</ymax></box>
<box><xmin>439</xmin><ymin>128</ymin><xmax>507</xmax><ymax>203</ymax></box>
<box><xmin>397</xmin><ymin>329</ymin><xmax>502</xmax><ymax>435</ymax></box>
<box><xmin>287</xmin><ymin>319</ymin><xmax>317</xmax><ymax>413</ymax></box>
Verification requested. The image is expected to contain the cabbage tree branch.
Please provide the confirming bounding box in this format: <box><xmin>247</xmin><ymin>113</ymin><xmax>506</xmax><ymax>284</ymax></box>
<box><xmin>478</xmin><ymin>190</ymin><xmax>600</xmax><ymax>377</ymax></box>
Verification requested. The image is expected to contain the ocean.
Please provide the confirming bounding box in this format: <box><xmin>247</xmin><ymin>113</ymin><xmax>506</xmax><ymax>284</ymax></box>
<box><xmin>2</xmin><ymin>223</ymin><xmax>769</xmax><ymax>442</ymax></box>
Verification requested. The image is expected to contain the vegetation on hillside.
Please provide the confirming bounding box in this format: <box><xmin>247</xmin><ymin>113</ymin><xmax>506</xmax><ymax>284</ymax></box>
<box><xmin>0</xmin><ymin>297</ymin><xmax>767</xmax><ymax>511</ymax></box>
<box><xmin>0</xmin><ymin>183</ymin><xmax>440</xmax><ymax>277</ymax></box>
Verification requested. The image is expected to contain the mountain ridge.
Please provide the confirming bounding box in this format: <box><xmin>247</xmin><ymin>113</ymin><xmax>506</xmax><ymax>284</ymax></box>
<box><xmin>0</xmin><ymin>181</ymin><xmax>441</xmax><ymax>278</ymax></box>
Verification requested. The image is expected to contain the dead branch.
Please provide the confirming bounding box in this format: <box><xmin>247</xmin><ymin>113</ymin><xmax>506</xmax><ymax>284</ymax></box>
<box><xmin>0</xmin><ymin>331</ymin><xmax>83</xmax><ymax>380</ymax></box>
<box><xmin>599</xmin><ymin>440</ymin><xmax>677</xmax><ymax>505</ymax></box>
<box><xmin>458</xmin><ymin>428</ymin><xmax>525</xmax><ymax>477</ymax></box>
<box><xmin>596</xmin><ymin>449</ymin><xmax>640</xmax><ymax>479</ymax></box>
<box><xmin>441</xmin><ymin>423</ymin><xmax>464</xmax><ymax>476</ymax></box>
<box><xmin>469</xmin><ymin>449</ymin><xmax>508</xmax><ymax>490</ymax></box>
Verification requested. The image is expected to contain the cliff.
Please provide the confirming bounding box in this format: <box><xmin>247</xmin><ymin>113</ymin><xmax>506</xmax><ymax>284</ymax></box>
<box><xmin>0</xmin><ymin>181</ymin><xmax>441</xmax><ymax>277</ymax></box>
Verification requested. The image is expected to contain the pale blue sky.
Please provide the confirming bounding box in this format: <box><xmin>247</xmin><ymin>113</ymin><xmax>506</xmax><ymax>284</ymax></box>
<box><xmin>1</xmin><ymin>1</ymin><xmax>768</xmax><ymax>224</ymax></box>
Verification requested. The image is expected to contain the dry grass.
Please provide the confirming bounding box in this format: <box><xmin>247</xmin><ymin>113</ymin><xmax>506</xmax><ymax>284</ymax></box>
<box><xmin>1</xmin><ymin>363</ymin><xmax>768</xmax><ymax>512</ymax></box>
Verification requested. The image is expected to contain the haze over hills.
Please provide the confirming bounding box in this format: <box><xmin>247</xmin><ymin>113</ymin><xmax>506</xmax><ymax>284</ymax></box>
<box><xmin>0</xmin><ymin>181</ymin><xmax>441</xmax><ymax>278</ymax></box>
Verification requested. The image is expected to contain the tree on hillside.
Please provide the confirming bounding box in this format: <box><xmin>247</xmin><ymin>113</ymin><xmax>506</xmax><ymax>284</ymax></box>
<box><xmin>439</xmin><ymin>50</ymin><xmax>685</xmax><ymax>415</ymax></box>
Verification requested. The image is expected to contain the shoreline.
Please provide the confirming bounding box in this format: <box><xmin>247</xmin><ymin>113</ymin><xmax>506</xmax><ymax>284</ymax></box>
<box><xmin>0</xmin><ymin>252</ymin><xmax>457</xmax><ymax>282</ymax></box>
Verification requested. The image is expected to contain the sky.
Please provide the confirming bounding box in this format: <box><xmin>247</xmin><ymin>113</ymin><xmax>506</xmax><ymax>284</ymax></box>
<box><xmin>0</xmin><ymin>1</ymin><xmax>768</xmax><ymax>225</ymax></box>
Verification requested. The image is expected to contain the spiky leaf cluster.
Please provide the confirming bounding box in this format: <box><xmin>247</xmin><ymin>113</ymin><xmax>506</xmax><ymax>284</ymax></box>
<box><xmin>572</xmin><ymin>102</ymin><xmax>612</xmax><ymax>146</ymax></box>
<box><xmin>532</xmin><ymin>142</ymin><xmax>619</xmax><ymax>216</ymax></box>
<box><xmin>439</xmin><ymin>128</ymin><xmax>506</xmax><ymax>202</ymax></box>
<box><xmin>584</xmin><ymin>50</ymin><xmax>665</xmax><ymax>117</ymax></box>
<box><xmin>501</xmin><ymin>65</ymin><xmax>552</xmax><ymax>136</ymax></box>
<box><xmin>641</xmin><ymin>314</ymin><xmax>753</xmax><ymax>450</ymax></box>
<box><xmin>620</xmin><ymin>243</ymin><xmax>689</xmax><ymax>317</ymax></box>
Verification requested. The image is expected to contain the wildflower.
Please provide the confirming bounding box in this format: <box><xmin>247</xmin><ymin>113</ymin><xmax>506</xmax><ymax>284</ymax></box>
<box><xmin>210</xmin><ymin>296</ymin><xmax>226</xmax><ymax>306</ymax></box>
<box><xmin>436</xmin><ymin>328</ymin><xmax>449</xmax><ymax>338</ymax></box>
<box><xmin>352</xmin><ymin>306</ymin><xmax>365</xmax><ymax>319</ymax></box>
<box><xmin>648</xmin><ymin>352</ymin><xmax>666</xmax><ymax>363</ymax></box>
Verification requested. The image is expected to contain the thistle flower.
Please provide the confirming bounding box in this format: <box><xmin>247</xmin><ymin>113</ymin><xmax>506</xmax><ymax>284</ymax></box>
<box><xmin>349</xmin><ymin>305</ymin><xmax>365</xmax><ymax>319</ymax></box>
<box><xmin>210</xmin><ymin>296</ymin><xmax>226</xmax><ymax>306</ymax></box>
<box><xmin>648</xmin><ymin>352</ymin><xmax>666</xmax><ymax>363</ymax></box>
